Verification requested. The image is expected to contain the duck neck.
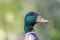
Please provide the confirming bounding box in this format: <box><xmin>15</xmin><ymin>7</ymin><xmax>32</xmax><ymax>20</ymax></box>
<box><xmin>24</xmin><ymin>25</ymin><xmax>34</xmax><ymax>34</ymax></box>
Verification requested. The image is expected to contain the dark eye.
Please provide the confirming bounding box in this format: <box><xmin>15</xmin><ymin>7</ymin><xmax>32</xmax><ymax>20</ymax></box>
<box><xmin>39</xmin><ymin>18</ymin><xmax>41</xmax><ymax>19</ymax></box>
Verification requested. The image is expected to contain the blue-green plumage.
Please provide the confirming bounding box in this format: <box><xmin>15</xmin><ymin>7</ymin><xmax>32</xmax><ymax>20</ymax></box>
<box><xmin>24</xmin><ymin>12</ymin><xmax>38</xmax><ymax>34</ymax></box>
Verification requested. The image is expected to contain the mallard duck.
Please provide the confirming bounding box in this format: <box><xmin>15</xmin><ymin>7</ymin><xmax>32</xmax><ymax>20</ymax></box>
<box><xmin>24</xmin><ymin>12</ymin><xmax>49</xmax><ymax>40</ymax></box>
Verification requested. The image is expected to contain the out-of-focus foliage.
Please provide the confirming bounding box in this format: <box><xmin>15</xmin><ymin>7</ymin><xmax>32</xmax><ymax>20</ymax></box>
<box><xmin>0</xmin><ymin>0</ymin><xmax>60</xmax><ymax>40</ymax></box>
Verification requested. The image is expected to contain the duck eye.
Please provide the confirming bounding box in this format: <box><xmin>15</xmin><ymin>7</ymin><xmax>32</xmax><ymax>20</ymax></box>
<box><xmin>39</xmin><ymin>18</ymin><xmax>41</xmax><ymax>19</ymax></box>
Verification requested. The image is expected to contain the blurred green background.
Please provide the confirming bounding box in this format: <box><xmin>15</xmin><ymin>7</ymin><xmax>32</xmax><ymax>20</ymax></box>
<box><xmin>0</xmin><ymin>0</ymin><xmax>60</xmax><ymax>40</ymax></box>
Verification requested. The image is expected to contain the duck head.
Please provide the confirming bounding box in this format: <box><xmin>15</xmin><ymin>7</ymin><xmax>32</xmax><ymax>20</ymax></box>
<box><xmin>24</xmin><ymin>12</ymin><xmax>49</xmax><ymax>33</ymax></box>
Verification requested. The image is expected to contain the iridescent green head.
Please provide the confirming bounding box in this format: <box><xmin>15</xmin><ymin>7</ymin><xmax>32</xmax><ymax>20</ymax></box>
<box><xmin>24</xmin><ymin>12</ymin><xmax>49</xmax><ymax>33</ymax></box>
